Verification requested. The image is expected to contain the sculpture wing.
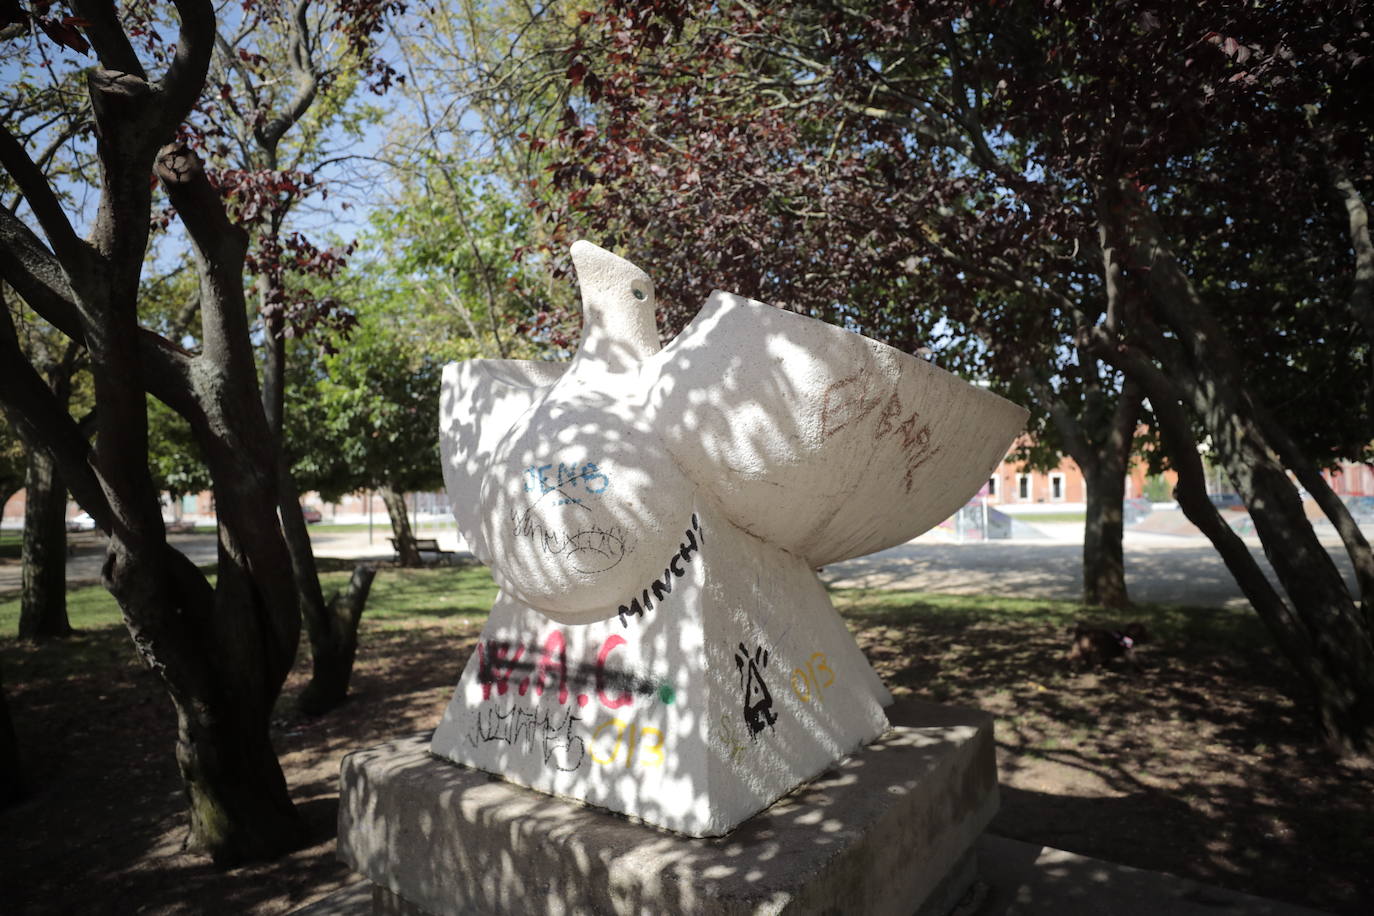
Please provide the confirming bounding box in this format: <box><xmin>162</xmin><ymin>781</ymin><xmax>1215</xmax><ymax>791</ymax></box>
<box><xmin>439</xmin><ymin>359</ymin><xmax>567</xmax><ymax>563</ymax></box>
<box><xmin>646</xmin><ymin>291</ymin><xmax>1028</xmax><ymax>567</ymax></box>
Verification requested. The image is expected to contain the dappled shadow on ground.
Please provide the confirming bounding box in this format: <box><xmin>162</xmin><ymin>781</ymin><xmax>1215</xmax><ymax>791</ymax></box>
<box><xmin>0</xmin><ymin>614</ymin><xmax>481</xmax><ymax>915</ymax></box>
<box><xmin>842</xmin><ymin>595</ymin><xmax>1373</xmax><ymax>915</ymax></box>
<box><xmin>824</xmin><ymin>540</ymin><xmax>1360</xmax><ymax>610</ymax></box>
<box><xmin>2</xmin><ymin>580</ymin><xmax>1370</xmax><ymax>914</ymax></box>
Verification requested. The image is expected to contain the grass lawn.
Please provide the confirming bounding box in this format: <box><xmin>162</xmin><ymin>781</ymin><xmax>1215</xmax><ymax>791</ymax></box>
<box><xmin>1</xmin><ymin>565</ymin><xmax>1369</xmax><ymax>914</ymax></box>
<box><xmin>0</xmin><ymin>559</ymin><xmax>499</xmax><ymax>636</ymax></box>
<box><xmin>307</xmin><ymin>522</ymin><xmax>460</xmax><ymax>533</ymax></box>
<box><xmin>1001</xmin><ymin>511</ymin><xmax>1087</xmax><ymax>524</ymax></box>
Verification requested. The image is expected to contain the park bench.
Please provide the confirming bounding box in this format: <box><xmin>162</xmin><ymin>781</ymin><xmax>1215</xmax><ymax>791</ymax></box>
<box><xmin>389</xmin><ymin>536</ymin><xmax>455</xmax><ymax>565</ymax></box>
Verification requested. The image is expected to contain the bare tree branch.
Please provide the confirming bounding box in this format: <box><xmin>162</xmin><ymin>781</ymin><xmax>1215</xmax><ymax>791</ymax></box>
<box><xmin>0</xmin><ymin>123</ymin><xmax>85</xmax><ymax>267</ymax></box>
<box><xmin>70</xmin><ymin>0</ymin><xmax>146</xmax><ymax>77</ymax></box>
<box><xmin>160</xmin><ymin>0</ymin><xmax>217</xmax><ymax>132</ymax></box>
<box><xmin>0</xmin><ymin>205</ymin><xmax>85</xmax><ymax>338</ymax></box>
<box><xmin>257</xmin><ymin>0</ymin><xmax>320</xmax><ymax>155</ymax></box>
<box><xmin>154</xmin><ymin>143</ymin><xmax>254</xmax><ymax>376</ymax></box>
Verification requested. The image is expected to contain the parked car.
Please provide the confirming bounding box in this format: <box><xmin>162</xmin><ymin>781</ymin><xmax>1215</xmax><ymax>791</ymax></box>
<box><xmin>301</xmin><ymin>505</ymin><xmax>323</xmax><ymax>524</ymax></box>
<box><xmin>1207</xmin><ymin>492</ymin><xmax>1244</xmax><ymax>510</ymax></box>
<box><xmin>1123</xmin><ymin>498</ymin><xmax>1152</xmax><ymax>525</ymax></box>
<box><xmin>65</xmin><ymin>512</ymin><xmax>97</xmax><ymax>532</ymax></box>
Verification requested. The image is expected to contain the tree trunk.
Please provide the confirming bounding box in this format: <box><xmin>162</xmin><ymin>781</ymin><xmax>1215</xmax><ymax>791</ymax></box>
<box><xmin>1</xmin><ymin>36</ymin><xmax>308</xmax><ymax>863</ymax></box>
<box><xmin>1123</xmin><ymin>346</ymin><xmax>1374</xmax><ymax>754</ymax></box>
<box><xmin>298</xmin><ymin>564</ymin><xmax>378</xmax><ymax>715</ymax></box>
<box><xmin>1248</xmin><ymin>396</ymin><xmax>1374</xmax><ymax>631</ymax></box>
<box><xmin>1082</xmin><ymin>459</ymin><xmax>1129</xmax><ymax>609</ymax></box>
<box><xmin>1078</xmin><ymin>378</ymin><xmax>1140</xmax><ymax>610</ymax></box>
<box><xmin>18</xmin><ymin>445</ymin><xmax>71</xmax><ymax>640</ymax></box>
<box><xmin>260</xmin><ymin>312</ymin><xmax>369</xmax><ymax>715</ymax></box>
<box><xmin>174</xmin><ymin>692</ymin><xmax>300</xmax><ymax>863</ymax></box>
<box><xmin>102</xmin><ymin>528</ymin><xmax>306</xmax><ymax>864</ymax></box>
<box><xmin>1146</xmin><ymin>382</ymin><xmax>1317</xmax><ymax>678</ymax></box>
<box><xmin>1215</xmin><ymin>435</ymin><xmax>1374</xmax><ymax>755</ymax></box>
<box><xmin>0</xmin><ymin>658</ymin><xmax>25</xmax><ymax>807</ymax></box>
<box><xmin>380</xmin><ymin>485</ymin><xmax>422</xmax><ymax>567</ymax></box>
<box><xmin>1100</xmin><ymin>180</ymin><xmax>1374</xmax><ymax>754</ymax></box>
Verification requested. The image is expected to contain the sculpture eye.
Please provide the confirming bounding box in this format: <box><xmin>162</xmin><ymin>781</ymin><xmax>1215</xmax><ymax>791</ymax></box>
<box><xmin>632</xmin><ymin>286</ymin><xmax>647</xmax><ymax>300</ymax></box>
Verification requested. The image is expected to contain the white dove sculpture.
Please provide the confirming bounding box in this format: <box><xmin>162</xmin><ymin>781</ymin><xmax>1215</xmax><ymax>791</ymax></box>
<box><xmin>430</xmin><ymin>241</ymin><xmax>1027</xmax><ymax>836</ymax></box>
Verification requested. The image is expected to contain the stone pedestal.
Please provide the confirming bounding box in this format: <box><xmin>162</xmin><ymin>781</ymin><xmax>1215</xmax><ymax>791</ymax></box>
<box><xmin>338</xmin><ymin>699</ymin><xmax>997</xmax><ymax>915</ymax></box>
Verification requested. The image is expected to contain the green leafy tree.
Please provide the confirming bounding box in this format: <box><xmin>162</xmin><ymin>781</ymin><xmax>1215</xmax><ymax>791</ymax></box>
<box><xmin>290</xmin><ymin>332</ymin><xmax>448</xmax><ymax>559</ymax></box>
<box><xmin>370</xmin><ymin>161</ymin><xmax>542</xmax><ymax>360</ymax></box>
<box><xmin>0</xmin><ymin>413</ymin><xmax>24</xmax><ymax>524</ymax></box>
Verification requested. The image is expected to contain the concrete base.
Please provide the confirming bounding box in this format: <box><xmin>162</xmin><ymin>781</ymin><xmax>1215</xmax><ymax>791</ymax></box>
<box><xmin>338</xmin><ymin>699</ymin><xmax>997</xmax><ymax>915</ymax></box>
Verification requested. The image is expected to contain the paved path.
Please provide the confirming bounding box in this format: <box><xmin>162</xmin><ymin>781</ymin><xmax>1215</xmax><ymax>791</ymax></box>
<box><xmin>820</xmin><ymin>531</ymin><xmax>1359</xmax><ymax>609</ymax></box>
<box><xmin>1</xmin><ymin>514</ymin><xmax>1361</xmax><ymax>611</ymax></box>
<box><xmin>0</xmin><ymin>528</ymin><xmax>407</xmax><ymax>600</ymax></box>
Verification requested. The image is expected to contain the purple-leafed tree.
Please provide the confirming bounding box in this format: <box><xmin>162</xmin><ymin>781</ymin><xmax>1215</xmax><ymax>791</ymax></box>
<box><xmin>496</xmin><ymin>1</ymin><xmax>1145</xmax><ymax>604</ymax></box>
<box><xmin>515</xmin><ymin>0</ymin><xmax>1373</xmax><ymax>751</ymax></box>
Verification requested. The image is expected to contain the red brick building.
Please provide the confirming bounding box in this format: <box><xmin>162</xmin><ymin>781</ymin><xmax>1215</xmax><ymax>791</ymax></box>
<box><xmin>984</xmin><ymin>452</ymin><xmax>1164</xmax><ymax>506</ymax></box>
<box><xmin>1326</xmin><ymin>462</ymin><xmax>1374</xmax><ymax>498</ymax></box>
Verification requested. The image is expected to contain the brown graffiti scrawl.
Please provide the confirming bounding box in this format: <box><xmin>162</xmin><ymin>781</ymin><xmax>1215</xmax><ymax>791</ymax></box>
<box><xmin>821</xmin><ymin>372</ymin><xmax>940</xmax><ymax>492</ymax></box>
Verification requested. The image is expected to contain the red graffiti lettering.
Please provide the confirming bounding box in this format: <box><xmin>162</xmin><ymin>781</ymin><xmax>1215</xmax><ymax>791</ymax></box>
<box><xmin>596</xmin><ymin>634</ymin><xmax>634</xmax><ymax>709</ymax></box>
<box><xmin>875</xmin><ymin>392</ymin><xmax>903</xmax><ymax>439</ymax></box>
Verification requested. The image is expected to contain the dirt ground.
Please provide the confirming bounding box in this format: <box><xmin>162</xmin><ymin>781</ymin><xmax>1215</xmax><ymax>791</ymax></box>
<box><xmin>845</xmin><ymin>599</ymin><xmax>1374</xmax><ymax>915</ymax></box>
<box><xmin>2</xmin><ymin>584</ymin><xmax>1371</xmax><ymax>915</ymax></box>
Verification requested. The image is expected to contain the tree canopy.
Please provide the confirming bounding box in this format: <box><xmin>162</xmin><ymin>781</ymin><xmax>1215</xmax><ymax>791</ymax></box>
<box><xmin>3</xmin><ymin>0</ymin><xmax>1374</xmax><ymax>866</ymax></box>
<box><xmin>480</xmin><ymin>0</ymin><xmax>1374</xmax><ymax>752</ymax></box>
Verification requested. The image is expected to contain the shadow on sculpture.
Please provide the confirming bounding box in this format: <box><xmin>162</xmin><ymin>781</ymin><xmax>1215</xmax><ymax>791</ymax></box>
<box><xmin>427</xmin><ymin>240</ymin><xmax>1026</xmax><ymax>835</ymax></box>
<box><xmin>338</xmin><ymin>240</ymin><xmax>1027</xmax><ymax>915</ymax></box>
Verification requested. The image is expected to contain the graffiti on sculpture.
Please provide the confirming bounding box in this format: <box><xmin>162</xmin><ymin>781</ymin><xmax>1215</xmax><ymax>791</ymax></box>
<box><xmin>735</xmin><ymin>640</ymin><xmax>779</xmax><ymax>738</ymax></box>
<box><xmin>510</xmin><ymin>509</ymin><xmax>631</xmax><ymax>574</ymax></box>
<box><xmin>476</xmin><ymin>631</ymin><xmax>663</xmax><ymax>710</ymax></box>
<box><xmin>466</xmin><ymin>704</ymin><xmax>587</xmax><ymax>772</ymax></box>
<box><xmin>712</xmin><ymin>712</ymin><xmax>749</xmax><ymax>766</ymax></box>
<box><xmin>820</xmin><ymin>373</ymin><xmax>941</xmax><ymax>492</ymax></box>
<box><xmin>617</xmin><ymin>514</ymin><xmax>705</xmax><ymax>627</ymax></box>
<box><xmin>790</xmin><ymin>652</ymin><xmax>837</xmax><ymax>703</ymax></box>
<box><xmin>590</xmin><ymin>717</ymin><xmax>667</xmax><ymax>769</ymax></box>
<box><xmin>522</xmin><ymin>460</ymin><xmax>611</xmax><ymax>505</ymax></box>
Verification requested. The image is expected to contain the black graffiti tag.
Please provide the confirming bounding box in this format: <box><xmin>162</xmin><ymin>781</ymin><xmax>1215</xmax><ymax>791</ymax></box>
<box><xmin>511</xmin><ymin>507</ymin><xmax>630</xmax><ymax>575</ymax></box>
<box><xmin>617</xmin><ymin>514</ymin><xmax>705</xmax><ymax>627</ymax></box>
<box><xmin>466</xmin><ymin>703</ymin><xmax>587</xmax><ymax>772</ymax></box>
<box><xmin>734</xmin><ymin>642</ymin><xmax>778</xmax><ymax>738</ymax></box>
